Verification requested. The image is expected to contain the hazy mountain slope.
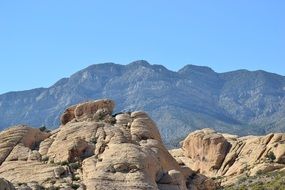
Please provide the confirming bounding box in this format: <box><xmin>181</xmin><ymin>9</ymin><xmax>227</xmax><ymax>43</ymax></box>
<box><xmin>0</xmin><ymin>60</ymin><xmax>285</xmax><ymax>146</ymax></box>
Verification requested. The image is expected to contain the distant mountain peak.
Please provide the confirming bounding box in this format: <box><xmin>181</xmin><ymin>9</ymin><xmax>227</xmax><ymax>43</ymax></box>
<box><xmin>82</xmin><ymin>62</ymin><xmax>117</xmax><ymax>71</ymax></box>
<box><xmin>178</xmin><ymin>64</ymin><xmax>215</xmax><ymax>75</ymax></box>
<box><xmin>128</xmin><ymin>60</ymin><xmax>151</xmax><ymax>67</ymax></box>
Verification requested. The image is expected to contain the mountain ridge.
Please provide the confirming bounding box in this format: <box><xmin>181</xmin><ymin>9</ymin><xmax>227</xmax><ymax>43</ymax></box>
<box><xmin>1</xmin><ymin>60</ymin><xmax>285</xmax><ymax>147</ymax></box>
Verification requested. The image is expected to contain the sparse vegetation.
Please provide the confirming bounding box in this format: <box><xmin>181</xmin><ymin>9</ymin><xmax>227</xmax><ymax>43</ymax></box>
<box><xmin>69</xmin><ymin>162</ymin><xmax>80</xmax><ymax>170</ymax></box>
<box><xmin>39</xmin><ymin>125</ymin><xmax>50</xmax><ymax>132</ymax></box>
<box><xmin>72</xmin><ymin>176</ymin><xmax>80</xmax><ymax>181</ymax></box>
<box><xmin>223</xmin><ymin>170</ymin><xmax>285</xmax><ymax>190</ymax></box>
<box><xmin>90</xmin><ymin>137</ymin><xmax>97</xmax><ymax>144</ymax></box>
<box><xmin>71</xmin><ymin>184</ymin><xmax>80</xmax><ymax>189</ymax></box>
<box><xmin>59</xmin><ymin>160</ymin><xmax>69</xmax><ymax>166</ymax></box>
<box><xmin>266</xmin><ymin>151</ymin><xmax>276</xmax><ymax>162</ymax></box>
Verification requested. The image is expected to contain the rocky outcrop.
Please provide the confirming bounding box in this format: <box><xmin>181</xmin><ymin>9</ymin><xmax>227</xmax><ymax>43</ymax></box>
<box><xmin>170</xmin><ymin>128</ymin><xmax>285</xmax><ymax>186</ymax></box>
<box><xmin>0</xmin><ymin>99</ymin><xmax>216</xmax><ymax>190</ymax></box>
<box><xmin>0</xmin><ymin>126</ymin><xmax>50</xmax><ymax>165</ymax></box>
<box><xmin>181</xmin><ymin>129</ymin><xmax>231</xmax><ymax>173</ymax></box>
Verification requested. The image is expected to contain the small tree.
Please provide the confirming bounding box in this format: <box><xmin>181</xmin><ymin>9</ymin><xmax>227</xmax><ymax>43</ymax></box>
<box><xmin>39</xmin><ymin>125</ymin><xmax>47</xmax><ymax>132</ymax></box>
<box><xmin>39</xmin><ymin>125</ymin><xmax>50</xmax><ymax>132</ymax></box>
<box><xmin>266</xmin><ymin>151</ymin><xmax>276</xmax><ymax>162</ymax></box>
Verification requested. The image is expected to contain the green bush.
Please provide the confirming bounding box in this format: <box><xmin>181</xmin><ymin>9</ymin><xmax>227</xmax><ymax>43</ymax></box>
<box><xmin>59</xmin><ymin>160</ymin><xmax>69</xmax><ymax>165</ymax></box>
<box><xmin>266</xmin><ymin>151</ymin><xmax>276</xmax><ymax>162</ymax></box>
<box><xmin>71</xmin><ymin>184</ymin><xmax>80</xmax><ymax>189</ymax></box>
<box><xmin>39</xmin><ymin>125</ymin><xmax>50</xmax><ymax>132</ymax></box>
<box><xmin>69</xmin><ymin>162</ymin><xmax>80</xmax><ymax>170</ymax></box>
<box><xmin>72</xmin><ymin>176</ymin><xmax>80</xmax><ymax>181</ymax></box>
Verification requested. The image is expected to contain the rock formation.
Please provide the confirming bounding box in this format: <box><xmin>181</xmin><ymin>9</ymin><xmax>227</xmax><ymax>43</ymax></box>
<box><xmin>0</xmin><ymin>99</ymin><xmax>215</xmax><ymax>190</ymax></box>
<box><xmin>170</xmin><ymin>128</ymin><xmax>285</xmax><ymax>186</ymax></box>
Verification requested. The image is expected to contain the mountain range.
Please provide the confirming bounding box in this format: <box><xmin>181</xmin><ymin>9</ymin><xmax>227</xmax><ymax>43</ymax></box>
<box><xmin>1</xmin><ymin>60</ymin><xmax>285</xmax><ymax>147</ymax></box>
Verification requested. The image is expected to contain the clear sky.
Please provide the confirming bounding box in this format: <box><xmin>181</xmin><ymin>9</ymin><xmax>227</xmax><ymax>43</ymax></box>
<box><xmin>0</xmin><ymin>1</ymin><xmax>284</xmax><ymax>94</ymax></box>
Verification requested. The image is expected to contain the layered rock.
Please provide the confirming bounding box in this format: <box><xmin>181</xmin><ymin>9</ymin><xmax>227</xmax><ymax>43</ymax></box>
<box><xmin>0</xmin><ymin>99</ymin><xmax>215</xmax><ymax>190</ymax></box>
<box><xmin>0</xmin><ymin>126</ymin><xmax>50</xmax><ymax>165</ymax></box>
<box><xmin>170</xmin><ymin>128</ymin><xmax>285</xmax><ymax>186</ymax></box>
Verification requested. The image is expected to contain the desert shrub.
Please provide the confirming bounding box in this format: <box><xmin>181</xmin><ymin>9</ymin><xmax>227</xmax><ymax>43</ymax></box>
<box><xmin>237</xmin><ymin>176</ymin><xmax>247</xmax><ymax>184</ymax></box>
<box><xmin>39</xmin><ymin>125</ymin><xmax>50</xmax><ymax>132</ymax></box>
<box><xmin>72</xmin><ymin>176</ymin><xmax>80</xmax><ymax>181</ymax></box>
<box><xmin>90</xmin><ymin>137</ymin><xmax>97</xmax><ymax>144</ymax></box>
<box><xmin>266</xmin><ymin>151</ymin><xmax>276</xmax><ymax>162</ymax></box>
<box><xmin>71</xmin><ymin>184</ymin><xmax>80</xmax><ymax>189</ymax></box>
<box><xmin>223</xmin><ymin>170</ymin><xmax>285</xmax><ymax>190</ymax></box>
<box><xmin>59</xmin><ymin>160</ymin><xmax>69</xmax><ymax>165</ymax></box>
<box><xmin>69</xmin><ymin>162</ymin><xmax>80</xmax><ymax>170</ymax></box>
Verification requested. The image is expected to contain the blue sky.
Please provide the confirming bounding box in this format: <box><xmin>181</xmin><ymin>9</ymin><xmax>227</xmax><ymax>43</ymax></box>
<box><xmin>0</xmin><ymin>1</ymin><xmax>284</xmax><ymax>94</ymax></box>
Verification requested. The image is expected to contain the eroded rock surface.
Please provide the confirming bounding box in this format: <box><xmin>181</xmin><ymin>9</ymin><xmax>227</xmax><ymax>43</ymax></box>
<box><xmin>0</xmin><ymin>99</ymin><xmax>215</xmax><ymax>190</ymax></box>
<box><xmin>170</xmin><ymin>128</ymin><xmax>285</xmax><ymax>186</ymax></box>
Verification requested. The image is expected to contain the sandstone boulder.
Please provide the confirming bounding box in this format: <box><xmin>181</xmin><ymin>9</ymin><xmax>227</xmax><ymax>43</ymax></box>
<box><xmin>0</xmin><ymin>126</ymin><xmax>50</xmax><ymax>165</ymax></box>
<box><xmin>60</xmin><ymin>105</ymin><xmax>77</xmax><ymax>125</ymax></box>
<box><xmin>170</xmin><ymin>128</ymin><xmax>285</xmax><ymax>187</ymax></box>
<box><xmin>0</xmin><ymin>99</ymin><xmax>215</xmax><ymax>190</ymax></box>
<box><xmin>182</xmin><ymin>128</ymin><xmax>231</xmax><ymax>173</ymax></box>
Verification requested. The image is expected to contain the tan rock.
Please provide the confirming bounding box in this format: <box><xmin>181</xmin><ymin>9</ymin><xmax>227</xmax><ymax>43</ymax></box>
<box><xmin>39</xmin><ymin>137</ymin><xmax>55</xmax><ymax>156</ymax></box>
<box><xmin>115</xmin><ymin>113</ymin><xmax>131</xmax><ymax>125</ymax></box>
<box><xmin>54</xmin><ymin>166</ymin><xmax>66</xmax><ymax>178</ymax></box>
<box><xmin>0</xmin><ymin>99</ymin><xmax>215</xmax><ymax>190</ymax></box>
<box><xmin>74</xmin><ymin>99</ymin><xmax>115</xmax><ymax>122</ymax></box>
<box><xmin>60</xmin><ymin>105</ymin><xmax>77</xmax><ymax>125</ymax></box>
<box><xmin>6</xmin><ymin>144</ymin><xmax>30</xmax><ymax>161</ymax></box>
<box><xmin>130</xmin><ymin>113</ymin><xmax>162</xmax><ymax>142</ymax></box>
<box><xmin>182</xmin><ymin>128</ymin><xmax>231</xmax><ymax>173</ymax></box>
<box><xmin>28</xmin><ymin>150</ymin><xmax>42</xmax><ymax>161</ymax></box>
<box><xmin>0</xmin><ymin>161</ymin><xmax>58</xmax><ymax>184</ymax></box>
<box><xmin>0</xmin><ymin>125</ymin><xmax>50</xmax><ymax>165</ymax></box>
<box><xmin>170</xmin><ymin>128</ymin><xmax>285</xmax><ymax>187</ymax></box>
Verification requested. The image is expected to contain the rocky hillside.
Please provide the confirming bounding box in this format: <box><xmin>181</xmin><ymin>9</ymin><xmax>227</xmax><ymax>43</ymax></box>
<box><xmin>0</xmin><ymin>99</ymin><xmax>215</xmax><ymax>190</ymax></box>
<box><xmin>1</xmin><ymin>60</ymin><xmax>285</xmax><ymax>147</ymax></box>
<box><xmin>170</xmin><ymin>128</ymin><xmax>285</xmax><ymax>187</ymax></box>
